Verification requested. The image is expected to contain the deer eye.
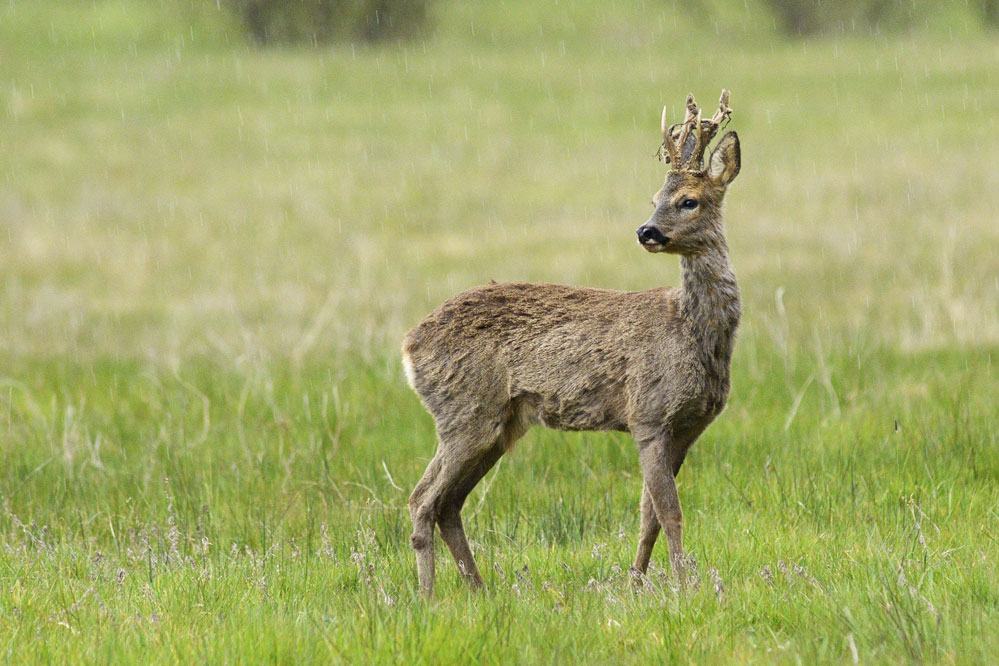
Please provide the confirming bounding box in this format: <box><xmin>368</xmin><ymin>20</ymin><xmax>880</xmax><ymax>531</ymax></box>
<box><xmin>680</xmin><ymin>198</ymin><xmax>698</xmax><ymax>209</ymax></box>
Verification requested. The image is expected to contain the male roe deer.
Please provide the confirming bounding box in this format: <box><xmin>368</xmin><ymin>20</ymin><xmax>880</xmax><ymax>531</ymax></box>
<box><xmin>403</xmin><ymin>90</ymin><xmax>742</xmax><ymax>595</ymax></box>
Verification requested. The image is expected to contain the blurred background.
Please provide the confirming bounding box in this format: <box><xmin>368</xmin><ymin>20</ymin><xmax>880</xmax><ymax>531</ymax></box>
<box><xmin>3</xmin><ymin>0</ymin><xmax>998</xmax><ymax>371</ymax></box>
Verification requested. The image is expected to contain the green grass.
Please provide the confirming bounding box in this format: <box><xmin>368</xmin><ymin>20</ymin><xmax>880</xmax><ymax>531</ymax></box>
<box><xmin>2</xmin><ymin>1</ymin><xmax>999</xmax><ymax>663</ymax></box>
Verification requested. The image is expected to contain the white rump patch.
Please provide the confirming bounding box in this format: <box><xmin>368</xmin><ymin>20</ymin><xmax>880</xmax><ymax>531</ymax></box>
<box><xmin>401</xmin><ymin>350</ymin><xmax>417</xmax><ymax>389</ymax></box>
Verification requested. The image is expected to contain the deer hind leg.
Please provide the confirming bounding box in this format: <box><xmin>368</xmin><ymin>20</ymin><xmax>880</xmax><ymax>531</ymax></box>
<box><xmin>435</xmin><ymin>407</ymin><xmax>528</xmax><ymax>588</ymax></box>
<box><xmin>409</xmin><ymin>443</ymin><xmax>496</xmax><ymax>595</ymax></box>
<box><xmin>631</xmin><ymin>481</ymin><xmax>661</xmax><ymax>576</ymax></box>
<box><xmin>409</xmin><ymin>413</ymin><xmax>516</xmax><ymax>595</ymax></box>
<box><xmin>436</xmin><ymin>443</ymin><xmax>505</xmax><ymax>587</ymax></box>
<box><xmin>636</xmin><ymin>438</ymin><xmax>685</xmax><ymax>582</ymax></box>
<box><xmin>409</xmin><ymin>454</ymin><xmax>445</xmax><ymax>595</ymax></box>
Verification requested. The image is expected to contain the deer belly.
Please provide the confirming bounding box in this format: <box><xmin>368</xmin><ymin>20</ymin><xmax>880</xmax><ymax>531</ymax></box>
<box><xmin>526</xmin><ymin>386</ymin><xmax>629</xmax><ymax>432</ymax></box>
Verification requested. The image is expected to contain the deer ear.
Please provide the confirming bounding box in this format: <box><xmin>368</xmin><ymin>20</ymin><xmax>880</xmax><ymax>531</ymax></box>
<box><xmin>707</xmin><ymin>131</ymin><xmax>740</xmax><ymax>187</ymax></box>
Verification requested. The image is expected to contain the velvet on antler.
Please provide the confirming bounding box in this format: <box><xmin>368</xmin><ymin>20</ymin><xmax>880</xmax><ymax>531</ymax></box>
<box><xmin>660</xmin><ymin>89</ymin><xmax>732</xmax><ymax>172</ymax></box>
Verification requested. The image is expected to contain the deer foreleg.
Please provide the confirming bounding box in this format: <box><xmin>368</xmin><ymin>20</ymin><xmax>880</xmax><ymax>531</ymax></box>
<box><xmin>637</xmin><ymin>439</ymin><xmax>685</xmax><ymax>583</ymax></box>
<box><xmin>631</xmin><ymin>481</ymin><xmax>661</xmax><ymax>576</ymax></box>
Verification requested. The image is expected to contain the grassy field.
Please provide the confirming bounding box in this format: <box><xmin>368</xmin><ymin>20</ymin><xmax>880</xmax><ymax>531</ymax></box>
<box><xmin>2</xmin><ymin>1</ymin><xmax>999</xmax><ymax>663</ymax></box>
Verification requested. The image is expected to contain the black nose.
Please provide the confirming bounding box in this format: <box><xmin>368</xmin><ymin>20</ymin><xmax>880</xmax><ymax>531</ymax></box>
<box><xmin>636</xmin><ymin>226</ymin><xmax>668</xmax><ymax>245</ymax></box>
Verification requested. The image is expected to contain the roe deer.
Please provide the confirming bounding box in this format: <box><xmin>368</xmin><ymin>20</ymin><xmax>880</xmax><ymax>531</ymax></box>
<box><xmin>403</xmin><ymin>90</ymin><xmax>742</xmax><ymax>595</ymax></box>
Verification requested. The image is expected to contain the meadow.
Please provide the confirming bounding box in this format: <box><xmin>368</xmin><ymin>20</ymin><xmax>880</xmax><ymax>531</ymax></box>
<box><xmin>1</xmin><ymin>1</ymin><xmax>998</xmax><ymax>662</ymax></box>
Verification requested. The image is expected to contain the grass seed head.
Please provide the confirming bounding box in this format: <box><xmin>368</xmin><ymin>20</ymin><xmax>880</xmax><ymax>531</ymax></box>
<box><xmin>709</xmin><ymin>567</ymin><xmax>726</xmax><ymax>601</ymax></box>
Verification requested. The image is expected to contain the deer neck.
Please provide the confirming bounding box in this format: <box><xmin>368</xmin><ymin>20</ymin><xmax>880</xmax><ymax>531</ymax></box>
<box><xmin>678</xmin><ymin>239</ymin><xmax>741</xmax><ymax>368</ymax></box>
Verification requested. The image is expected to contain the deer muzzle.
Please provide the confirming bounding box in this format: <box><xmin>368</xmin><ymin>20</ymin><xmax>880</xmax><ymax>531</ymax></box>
<box><xmin>636</xmin><ymin>225</ymin><xmax>669</xmax><ymax>249</ymax></box>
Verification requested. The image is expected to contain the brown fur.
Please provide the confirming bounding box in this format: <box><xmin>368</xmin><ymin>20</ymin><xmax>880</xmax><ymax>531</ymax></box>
<box><xmin>403</xmin><ymin>120</ymin><xmax>743</xmax><ymax>595</ymax></box>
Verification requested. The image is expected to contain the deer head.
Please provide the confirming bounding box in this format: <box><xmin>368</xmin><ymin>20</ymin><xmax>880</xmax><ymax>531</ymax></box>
<box><xmin>637</xmin><ymin>90</ymin><xmax>741</xmax><ymax>255</ymax></box>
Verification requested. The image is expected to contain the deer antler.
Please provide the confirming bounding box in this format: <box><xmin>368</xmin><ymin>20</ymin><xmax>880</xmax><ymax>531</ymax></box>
<box><xmin>689</xmin><ymin>89</ymin><xmax>731</xmax><ymax>169</ymax></box>
<box><xmin>662</xmin><ymin>89</ymin><xmax>732</xmax><ymax>172</ymax></box>
<box><xmin>660</xmin><ymin>106</ymin><xmax>680</xmax><ymax>165</ymax></box>
<box><xmin>675</xmin><ymin>94</ymin><xmax>700</xmax><ymax>166</ymax></box>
